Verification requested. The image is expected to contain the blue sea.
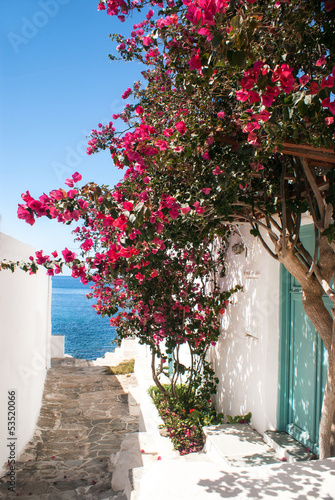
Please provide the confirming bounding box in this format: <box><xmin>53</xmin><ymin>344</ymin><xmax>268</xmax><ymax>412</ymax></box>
<box><xmin>51</xmin><ymin>276</ymin><xmax>117</xmax><ymax>360</ymax></box>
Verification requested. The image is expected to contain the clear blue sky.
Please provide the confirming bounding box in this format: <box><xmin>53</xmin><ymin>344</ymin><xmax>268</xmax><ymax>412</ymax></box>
<box><xmin>0</xmin><ymin>0</ymin><xmax>143</xmax><ymax>256</ymax></box>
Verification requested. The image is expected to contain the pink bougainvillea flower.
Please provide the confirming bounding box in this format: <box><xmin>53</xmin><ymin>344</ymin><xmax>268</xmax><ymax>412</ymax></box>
<box><xmin>81</xmin><ymin>238</ymin><xmax>94</xmax><ymax>252</ymax></box>
<box><xmin>248</xmin><ymin>90</ymin><xmax>260</xmax><ymax>103</ymax></box>
<box><xmin>121</xmin><ymin>87</ymin><xmax>132</xmax><ymax>99</ymax></box>
<box><xmin>194</xmin><ymin>201</ymin><xmax>205</xmax><ymax>214</ymax></box>
<box><xmin>35</xmin><ymin>250</ymin><xmax>50</xmax><ymax>265</ymax></box>
<box><xmin>250</xmin><ymin>162</ymin><xmax>264</xmax><ymax>172</ymax></box>
<box><xmin>142</xmin><ymin>36</ymin><xmax>152</xmax><ymax>46</ymax></box>
<box><xmin>321</xmin><ymin>75</ymin><xmax>335</xmax><ymax>88</ymax></box>
<box><xmin>123</xmin><ymin>201</ymin><xmax>133</xmax><ymax>211</ymax></box>
<box><xmin>256</xmin><ymin>109</ymin><xmax>270</xmax><ymax>122</ymax></box>
<box><xmin>272</xmin><ymin>63</ymin><xmax>295</xmax><ymax>93</ymax></box>
<box><xmin>188</xmin><ymin>50</ymin><xmax>202</xmax><ymax>72</ymax></box>
<box><xmin>329</xmin><ymin>102</ymin><xmax>335</xmax><ymax>115</ymax></box>
<box><xmin>202</xmin><ymin>188</ymin><xmax>211</xmax><ymax>194</ymax></box>
<box><xmin>217</xmin><ymin>111</ymin><xmax>225</xmax><ymax>119</ymax></box>
<box><xmin>67</xmin><ymin>189</ymin><xmax>78</xmax><ymax>199</ymax></box>
<box><xmin>262</xmin><ymin>85</ymin><xmax>280</xmax><ymax>107</ymax></box>
<box><xmin>181</xmin><ymin>206</ymin><xmax>191</xmax><ymax>214</ymax></box>
<box><xmin>65</xmin><ymin>177</ymin><xmax>74</xmax><ymax>188</ymax></box>
<box><xmin>236</xmin><ymin>89</ymin><xmax>250</xmax><ymax>102</ymax></box>
<box><xmin>136</xmin><ymin>106</ymin><xmax>144</xmax><ymax>115</ymax></box>
<box><xmin>163</xmin><ymin>128</ymin><xmax>174</xmax><ymax>137</ymax></box>
<box><xmin>212</xmin><ymin>166</ymin><xmax>222</xmax><ymax>175</ymax></box>
<box><xmin>326</xmin><ymin>117</ymin><xmax>334</xmax><ymax>125</ymax></box>
<box><xmin>299</xmin><ymin>74</ymin><xmax>310</xmax><ymax>86</ymax></box>
<box><xmin>175</xmin><ymin>121</ymin><xmax>187</xmax><ymax>135</ymax></box>
<box><xmin>309</xmin><ymin>81</ymin><xmax>319</xmax><ymax>94</ymax></box>
<box><xmin>155</xmin><ymin>139</ymin><xmax>168</xmax><ymax>151</ymax></box>
<box><xmin>317</xmin><ymin>55</ymin><xmax>327</xmax><ymax>66</ymax></box>
<box><xmin>169</xmin><ymin>207</ymin><xmax>179</xmax><ymax>219</ymax></box>
<box><xmin>219</xmin><ymin>308</ymin><xmax>225</xmax><ymax>314</ymax></box>
<box><xmin>247</xmin><ymin>132</ymin><xmax>259</xmax><ymax>145</ymax></box>
<box><xmin>17</xmin><ymin>205</ymin><xmax>35</xmax><ymax>225</ymax></box>
<box><xmin>157</xmin><ymin>456</ymin><xmax>162</xmax><ymax>461</ymax></box>
<box><xmin>150</xmin><ymin>270</ymin><xmax>159</xmax><ymax>278</ymax></box>
<box><xmin>198</xmin><ymin>27</ymin><xmax>213</xmax><ymax>40</ymax></box>
<box><xmin>322</xmin><ymin>98</ymin><xmax>335</xmax><ymax>115</ymax></box>
<box><xmin>51</xmin><ymin>251</ymin><xmax>58</xmax><ymax>258</ymax></box>
<box><xmin>61</xmin><ymin>248</ymin><xmax>77</xmax><ymax>263</ymax></box>
<box><xmin>72</xmin><ymin>172</ymin><xmax>82</xmax><ymax>183</ymax></box>
<box><xmin>50</xmin><ymin>189</ymin><xmax>66</xmax><ymax>200</ymax></box>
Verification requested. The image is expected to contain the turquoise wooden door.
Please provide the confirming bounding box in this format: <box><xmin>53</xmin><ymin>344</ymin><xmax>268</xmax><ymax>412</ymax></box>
<box><xmin>279</xmin><ymin>225</ymin><xmax>329</xmax><ymax>454</ymax></box>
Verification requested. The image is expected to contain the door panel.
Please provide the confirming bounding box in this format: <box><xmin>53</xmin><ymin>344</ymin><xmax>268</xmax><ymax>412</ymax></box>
<box><xmin>279</xmin><ymin>224</ymin><xmax>328</xmax><ymax>454</ymax></box>
<box><xmin>288</xmin><ymin>294</ymin><xmax>318</xmax><ymax>450</ymax></box>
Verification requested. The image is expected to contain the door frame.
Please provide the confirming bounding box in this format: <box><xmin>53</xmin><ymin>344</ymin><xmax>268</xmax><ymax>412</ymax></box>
<box><xmin>277</xmin><ymin>224</ymin><xmax>327</xmax><ymax>453</ymax></box>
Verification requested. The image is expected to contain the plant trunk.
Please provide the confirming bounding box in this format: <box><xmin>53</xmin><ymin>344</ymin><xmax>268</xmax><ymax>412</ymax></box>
<box><xmin>319</xmin><ymin>329</ymin><xmax>335</xmax><ymax>459</ymax></box>
<box><xmin>151</xmin><ymin>350</ymin><xmax>168</xmax><ymax>396</ymax></box>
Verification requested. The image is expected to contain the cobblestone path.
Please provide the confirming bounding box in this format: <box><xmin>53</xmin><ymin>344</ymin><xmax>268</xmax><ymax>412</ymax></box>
<box><xmin>0</xmin><ymin>358</ymin><xmax>139</xmax><ymax>499</ymax></box>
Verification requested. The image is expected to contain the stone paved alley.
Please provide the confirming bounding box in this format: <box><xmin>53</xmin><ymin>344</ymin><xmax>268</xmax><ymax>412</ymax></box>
<box><xmin>0</xmin><ymin>358</ymin><xmax>139</xmax><ymax>499</ymax></box>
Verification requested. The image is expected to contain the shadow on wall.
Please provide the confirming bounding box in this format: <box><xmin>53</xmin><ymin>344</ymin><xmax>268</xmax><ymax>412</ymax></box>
<box><xmin>210</xmin><ymin>226</ymin><xmax>281</xmax><ymax>434</ymax></box>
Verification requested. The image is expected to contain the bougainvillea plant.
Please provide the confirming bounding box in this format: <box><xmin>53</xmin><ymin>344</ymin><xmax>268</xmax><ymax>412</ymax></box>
<box><xmin>2</xmin><ymin>0</ymin><xmax>335</xmax><ymax>457</ymax></box>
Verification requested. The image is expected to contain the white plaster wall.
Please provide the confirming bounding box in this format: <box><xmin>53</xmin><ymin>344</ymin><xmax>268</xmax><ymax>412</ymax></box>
<box><xmin>0</xmin><ymin>233</ymin><xmax>51</xmax><ymax>472</ymax></box>
<box><xmin>210</xmin><ymin>226</ymin><xmax>280</xmax><ymax>435</ymax></box>
<box><xmin>51</xmin><ymin>335</ymin><xmax>65</xmax><ymax>358</ymax></box>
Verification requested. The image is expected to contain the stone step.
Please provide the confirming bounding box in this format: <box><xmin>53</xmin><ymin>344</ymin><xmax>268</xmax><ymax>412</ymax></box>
<box><xmin>0</xmin><ymin>456</ymin><xmax>125</xmax><ymax>499</ymax></box>
<box><xmin>263</xmin><ymin>430</ymin><xmax>316</xmax><ymax>462</ymax></box>
<box><xmin>203</xmin><ymin>423</ymin><xmax>283</xmax><ymax>468</ymax></box>
<box><xmin>0</xmin><ymin>358</ymin><xmax>138</xmax><ymax>500</ymax></box>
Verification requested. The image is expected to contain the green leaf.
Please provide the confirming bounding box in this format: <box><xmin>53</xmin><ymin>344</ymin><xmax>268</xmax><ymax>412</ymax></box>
<box><xmin>211</xmin><ymin>34</ymin><xmax>223</xmax><ymax>48</ymax></box>
<box><xmin>231</xmin><ymin>15</ymin><xmax>242</xmax><ymax>30</ymax></box>
<box><xmin>232</xmin><ymin>50</ymin><xmax>246</xmax><ymax>68</ymax></box>
<box><xmin>185</xmin><ymin>84</ymin><xmax>194</xmax><ymax>95</ymax></box>
<box><xmin>250</xmin><ymin>228</ymin><xmax>259</xmax><ymax>237</ymax></box>
<box><xmin>297</xmin><ymin>99</ymin><xmax>308</xmax><ymax>116</ymax></box>
<box><xmin>203</xmin><ymin>66</ymin><xmax>214</xmax><ymax>78</ymax></box>
<box><xmin>236</xmin><ymin>32</ymin><xmax>245</xmax><ymax>50</ymax></box>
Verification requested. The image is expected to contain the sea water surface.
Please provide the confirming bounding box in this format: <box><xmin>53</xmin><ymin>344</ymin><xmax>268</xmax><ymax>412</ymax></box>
<box><xmin>51</xmin><ymin>276</ymin><xmax>117</xmax><ymax>360</ymax></box>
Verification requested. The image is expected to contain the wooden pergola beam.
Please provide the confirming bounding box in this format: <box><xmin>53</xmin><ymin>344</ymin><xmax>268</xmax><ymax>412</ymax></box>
<box><xmin>281</xmin><ymin>142</ymin><xmax>335</xmax><ymax>167</ymax></box>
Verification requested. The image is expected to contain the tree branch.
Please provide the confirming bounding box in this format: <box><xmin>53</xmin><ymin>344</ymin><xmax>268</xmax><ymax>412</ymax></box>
<box><xmin>300</xmin><ymin>157</ymin><xmax>325</xmax><ymax>225</ymax></box>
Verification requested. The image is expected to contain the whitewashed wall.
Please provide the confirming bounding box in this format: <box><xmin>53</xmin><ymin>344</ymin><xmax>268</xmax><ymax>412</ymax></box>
<box><xmin>210</xmin><ymin>226</ymin><xmax>280</xmax><ymax>435</ymax></box>
<box><xmin>0</xmin><ymin>233</ymin><xmax>51</xmax><ymax>472</ymax></box>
